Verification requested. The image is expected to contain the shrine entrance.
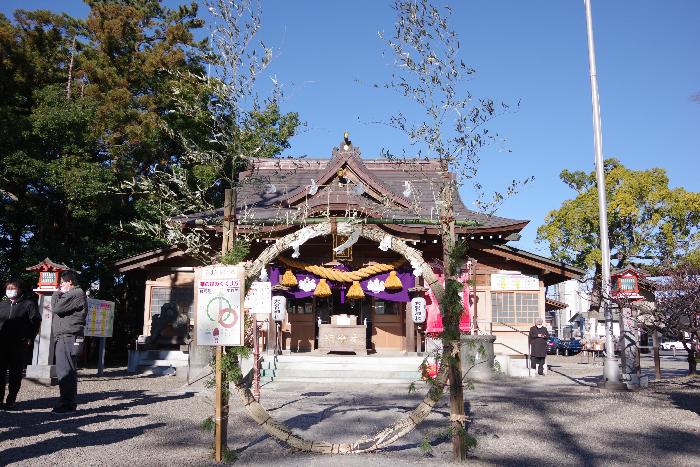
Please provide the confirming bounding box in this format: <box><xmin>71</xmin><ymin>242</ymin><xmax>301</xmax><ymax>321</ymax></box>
<box><xmin>283</xmin><ymin>283</ymin><xmax>407</xmax><ymax>354</ymax></box>
<box><xmin>237</xmin><ymin>221</ymin><xmax>448</xmax><ymax>453</ymax></box>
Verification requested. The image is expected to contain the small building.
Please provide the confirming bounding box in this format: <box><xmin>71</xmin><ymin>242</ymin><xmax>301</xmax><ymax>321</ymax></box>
<box><xmin>116</xmin><ymin>137</ymin><xmax>582</xmax><ymax>367</ymax></box>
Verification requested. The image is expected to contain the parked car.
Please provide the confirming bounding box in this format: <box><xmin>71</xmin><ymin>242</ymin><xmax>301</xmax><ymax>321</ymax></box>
<box><xmin>660</xmin><ymin>341</ymin><xmax>686</xmax><ymax>351</ymax></box>
<box><xmin>546</xmin><ymin>336</ymin><xmax>561</xmax><ymax>355</ymax></box>
<box><xmin>558</xmin><ymin>338</ymin><xmax>583</xmax><ymax>356</ymax></box>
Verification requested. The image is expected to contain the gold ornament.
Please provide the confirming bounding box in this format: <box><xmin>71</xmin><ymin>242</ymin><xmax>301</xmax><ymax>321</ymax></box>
<box><xmin>346</xmin><ymin>281</ymin><xmax>365</xmax><ymax>300</ymax></box>
<box><xmin>384</xmin><ymin>270</ymin><xmax>403</xmax><ymax>291</ymax></box>
<box><xmin>280</xmin><ymin>269</ymin><xmax>298</xmax><ymax>287</ymax></box>
<box><xmin>313</xmin><ymin>278</ymin><xmax>332</xmax><ymax>298</ymax></box>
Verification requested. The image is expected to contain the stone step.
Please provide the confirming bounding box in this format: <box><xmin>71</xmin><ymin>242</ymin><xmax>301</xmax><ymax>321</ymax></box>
<box><xmin>138</xmin><ymin>359</ymin><xmax>189</xmax><ymax>368</ymax></box>
<box><xmin>136</xmin><ymin>350</ymin><xmax>189</xmax><ymax>361</ymax></box>
<box><xmin>273</xmin><ymin>355</ymin><xmax>422</xmax><ymax>364</ymax></box>
<box><xmin>137</xmin><ymin>365</ymin><xmax>178</xmax><ymax>376</ymax></box>
<box><xmin>260</xmin><ymin>376</ymin><xmax>420</xmax><ymax>385</ymax></box>
<box><xmin>259</xmin><ymin>361</ymin><xmax>424</xmax><ymax>371</ymax></box>
<box><xmin>260</xmin><ymin>368</ymin><xmax>421</xmax><ymax>379</ymax></box>
<box><xmin>258</xmin><ymin>354</ymin><xmax>427</xmax><ymax>384</ymax></box>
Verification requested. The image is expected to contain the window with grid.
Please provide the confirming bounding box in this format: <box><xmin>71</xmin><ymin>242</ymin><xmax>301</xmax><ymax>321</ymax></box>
<box><xmin>150</xmin><ymin>287</ymin><xmax>194</xmax><ymax>321</ymax></box>
<box><xmin>491</xmin><ymin>292</ymin><xmax>539</xmax><ymax>323</ymax></box>
<box><xmin>619</xmin><ymin>277</ymin><xmax>636</xmax><ymax>291</ymax></box>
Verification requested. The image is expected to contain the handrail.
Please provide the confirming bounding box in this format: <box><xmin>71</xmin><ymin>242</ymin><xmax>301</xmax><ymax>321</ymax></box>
<box><xmin>494</xmin><ymin>322</ymin><xmax>530</xmax><ymax>337</ymax></box>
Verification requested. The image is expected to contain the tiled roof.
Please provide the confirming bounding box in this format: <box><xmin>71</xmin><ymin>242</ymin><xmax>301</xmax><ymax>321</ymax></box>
<box><xmin>178</xmin><ymin>144</ymin><xmax>528</xmax><ymax>234</ymax></box>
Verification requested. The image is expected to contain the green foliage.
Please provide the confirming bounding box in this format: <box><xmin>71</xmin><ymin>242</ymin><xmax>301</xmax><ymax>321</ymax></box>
<box><xmin>221</xmin><ymin>446</ymin><xmax>238</xmax><ymax>463</ymax></box>
<box><xmin>419</xmin><ymin>435</ymin><xmax>433</xmax><ymax>455</ymax></box>
<box><xmin>0</xmin><ymin>0</ymin><xmax>300</xmax><ymax>327</ymax></box>
<box><xmin>220</xmin><ymin>240</ymin><xmax>251</xmax><ymax>265</ymax></box>
<box><xmin>447</xmin><ymin>426</ymin><xmax>477</xmax><ymax>451</ymax></box>
<box><xmin>200</xmin><ymin>416</ymin><xmax>215</xmax><ymax>432</ymax></box>
<box><xmin>537</xmin><ymin>159</ymin><xmax>700</xmax><ymax>271</ymax></box>
<box><xmin>492</xmin><ymin>360</ymin><xmax>502</xmax><ymax>374</ymax></box>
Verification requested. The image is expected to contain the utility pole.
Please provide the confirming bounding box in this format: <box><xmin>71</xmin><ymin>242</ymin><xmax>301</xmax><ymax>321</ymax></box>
<box><xmin>583</xmin><ymin>0</ymin><xmax>620</xmax><ymax>386</ymax></box>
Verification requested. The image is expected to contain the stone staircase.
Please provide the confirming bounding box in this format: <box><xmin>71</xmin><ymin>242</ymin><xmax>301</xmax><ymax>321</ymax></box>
<box><xmin>260</xmin><ymin>354</ymin><xmax>427</xmax><ymax>385</ymax></box>
<box><xmin>127</xmin><ymin>349</ymin><xmax>189</xmax><ymax>376</ymax></box>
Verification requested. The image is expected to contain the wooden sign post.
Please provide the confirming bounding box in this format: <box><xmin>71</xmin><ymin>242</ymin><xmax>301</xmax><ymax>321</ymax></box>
<box><xmin>194</xmin><ymin>188</ymin><xmax>243</xmax><ymax>462</ymax></box>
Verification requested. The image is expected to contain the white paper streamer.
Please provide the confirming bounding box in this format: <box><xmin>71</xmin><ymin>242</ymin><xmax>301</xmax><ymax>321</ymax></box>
<box><xmin>333</xmin><ymin>228</ymin><xmax>361</xmax><ymax>254</ymax></box>
<box><xmin>378</xmin><ymin>234</ymin><xmax>392</xmax><ymax>252</ymax></box>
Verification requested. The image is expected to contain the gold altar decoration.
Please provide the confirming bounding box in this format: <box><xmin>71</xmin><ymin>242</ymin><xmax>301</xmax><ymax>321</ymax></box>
<box><xmin>384</xmin><ymin>270</ymin><xmax>403</xmax><ymax>291</ymax></box>
<box><xmin>346</xmin><ymin>281</ymin><xmax>365</xmax><ymax>300</ymax></box>
<box><xmin>278</xmin><ymin>256</ymin><xmax>405</xmax><ymax>283</ymax></box>
<box><xmin>280</xmin><ymin>269</ymin><xmax>298</xmax><ymax>287</ymax></box>
<box><xmin>313</xmin><ymin>278</ymin><xmax>332</xmax><ymax>298</ymax></box>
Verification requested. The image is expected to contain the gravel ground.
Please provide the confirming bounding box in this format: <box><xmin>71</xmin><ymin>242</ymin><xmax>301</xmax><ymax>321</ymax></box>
<box><xmin>1</xmin><ymin>357</ymin><xmax>698</xmax><ymax>467</ymax></box>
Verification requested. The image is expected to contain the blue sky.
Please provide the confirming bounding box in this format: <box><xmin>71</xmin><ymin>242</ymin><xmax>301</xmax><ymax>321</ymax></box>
<box><xmin>3</xmin><ymin>1</ymin><xmax>699</xmax><ymax>256</ymax></box>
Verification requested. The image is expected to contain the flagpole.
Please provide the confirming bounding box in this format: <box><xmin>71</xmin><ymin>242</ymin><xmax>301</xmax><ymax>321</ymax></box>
<box><xmin>583</xmin><ymin>0</ymin><xmax>620</xmax><ymax>385</ymax></box>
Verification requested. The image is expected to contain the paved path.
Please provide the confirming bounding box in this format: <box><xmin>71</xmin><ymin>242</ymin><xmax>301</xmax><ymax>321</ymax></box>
<box><xmin>0</xmin><ymin>357</ymin><xmax>698</xmax><ymax>466</ymax></box>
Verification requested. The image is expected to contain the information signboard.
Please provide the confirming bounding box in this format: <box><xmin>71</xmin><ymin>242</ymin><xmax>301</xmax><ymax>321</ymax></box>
<box><xmin>195</xmin><ymin>265</ymin><xmax>245</xmax><ymax>346</ymax></box>
<box><xmin>85</xmin><ymin>298</ymin><xmax>115</xmax><ymax>338</ymax></box>
<box><xmin>490</xmin><ymin>272</ymin><xmax>539</xmax><ymax>291</ymax></box>
<box><xmin>244</xmin><ymin>281</ymin><xmax>272</xmax><ymax>315</ymax></box>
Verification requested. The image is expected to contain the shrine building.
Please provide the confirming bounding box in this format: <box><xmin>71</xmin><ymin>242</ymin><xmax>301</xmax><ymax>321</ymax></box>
<box><xmin>116</xmin><ymin>136</ymin><xmax>583</xmax><ymax>364</ymax></box>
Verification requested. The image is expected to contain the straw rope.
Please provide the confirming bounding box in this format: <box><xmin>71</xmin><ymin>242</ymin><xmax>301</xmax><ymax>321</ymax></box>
<box><xmin>277</xmin><ymin>256</ymin><xmax>405</xmax><ymax>283</ymax></box>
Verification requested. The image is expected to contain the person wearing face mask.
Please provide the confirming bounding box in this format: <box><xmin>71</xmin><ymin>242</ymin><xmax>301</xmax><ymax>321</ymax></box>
<box><xmin>50</xmin><ymin>270</ymin><xmax>87</xmax><ymax>414</ymax></box>
<box><xmin>528</xmin><ymin>318</ymin><xmax>550</xmax><ymax>376</ymax></box>
<box><xmin>0</xmin><ymin>278</ymin><xmax>41</xmax><ymax>410</ymax></box>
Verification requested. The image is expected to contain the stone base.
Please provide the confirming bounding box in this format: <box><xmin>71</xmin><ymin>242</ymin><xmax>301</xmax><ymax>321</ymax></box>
<box><xmin>622</xmin><ymin>373</ymin><xmax>649</xmax><ymax>389</ymax></box>
<box><xmin>25</xmin><ymin>364</ymin><xmax>56</xmax><ymax>384</ymax></box>
<box><xmin>594</xmin><ymin>380</ymin><xmax>628</xmax><ymax>392</ymax></box>
<box><xmin>461</xmin><ymin>334</ymin><xmax>497</xmax><ymax>381</ymax></box>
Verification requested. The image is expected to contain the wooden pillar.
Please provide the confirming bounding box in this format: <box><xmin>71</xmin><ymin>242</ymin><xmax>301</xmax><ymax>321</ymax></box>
<box><xmin>405</xmin><ymin>302</ymin><xmax>415</xmax><ymax>354</ymax></box>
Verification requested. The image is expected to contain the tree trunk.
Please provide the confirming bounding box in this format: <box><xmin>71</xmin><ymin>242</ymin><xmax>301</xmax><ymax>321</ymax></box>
<box><xmin>439</xmin><ymin>175</ymin><xmax>466</xmax><ymax>461</ymax></box>
<box><xmin>652</xmin><ymin>330</ymin><xmax>661</xmax><ymax>380</ymax></box>
<box><xmin>688</xmin><ymin>349</ymin><xmax>697</xmax><ymax>375</ymax></box>
<box><xmin>589</xmin><ymin>263</ymin><xmax>603</xmax><ymax>315</ymax></box>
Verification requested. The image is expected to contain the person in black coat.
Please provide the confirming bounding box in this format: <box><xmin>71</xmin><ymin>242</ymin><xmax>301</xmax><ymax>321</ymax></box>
<box><xmin>528</xmin><ymin>318</ymin><xmax>549</xmax><ymax>376</ymax></box>
<box><xmin>0</xmin><ymin>278</ymin><xmax>41</xmax><ymax>409</ymax></box>
<box><xmin>51</xmin><ymin>270</ymin><xmax>87</xmax><ymax>414</ymax></box>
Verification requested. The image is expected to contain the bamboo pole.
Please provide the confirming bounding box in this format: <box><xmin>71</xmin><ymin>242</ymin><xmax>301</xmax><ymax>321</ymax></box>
<box><xmin>214</xmin><ymin>188</ymin><xmax>234</xmax><ymax>462</ymax></box>
<box><xmin>214</xmin><ymin>345</ymin><xmax>224</xmax><ymax>462</ymax></box>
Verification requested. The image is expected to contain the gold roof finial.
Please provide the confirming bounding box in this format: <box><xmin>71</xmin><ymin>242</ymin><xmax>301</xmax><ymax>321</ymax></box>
<box><xmin>343</xmin><ymin>131</ymin><xmax>351</xmax><ymax>150</ymax></box>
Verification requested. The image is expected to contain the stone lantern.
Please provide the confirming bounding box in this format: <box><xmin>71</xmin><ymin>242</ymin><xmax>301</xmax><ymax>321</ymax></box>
<box><xmin>25</xmin><ymin>258</ymin><xmax>70</xmax><ymax>382</ymax></box>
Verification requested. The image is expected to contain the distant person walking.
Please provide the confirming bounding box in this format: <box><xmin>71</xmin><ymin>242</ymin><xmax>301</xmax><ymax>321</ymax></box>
<box><xmin>0</xmin><ymin>279</ymin><xmax>41</xmax><ymax>410</ymax></box>
<box><xmin>51</xmin><ymin>271</ymin><xmax>87</xmax><ymax>414</ymax></box>
<box><xmin>528</xmin><ymin>318</ymin><xmax>549</xmax><ymax>376</ymax></box>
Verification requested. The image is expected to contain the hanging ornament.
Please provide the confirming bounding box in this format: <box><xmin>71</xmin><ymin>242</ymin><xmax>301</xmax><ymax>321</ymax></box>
<box><xmin>272</xmin><ymin>295</ymin><xmax>287</xmax><ymax>322</ymax></box>
<box><xmin>384</xmin><ymin>270</ymin><xmax>403</xmax><ymax>291</ymax></box>
<box><xmin>280</xmin><ymin>269</ymin><xmax>298</xmax><ymax>287</ymax></box>
<box><xmin>313</xmin><ymin>278</ymin><xmax>332</xmax><ymax>298</ymax></box>
<box><xmin>410</xmin><ymin>296</ymin><xmax>427</xmax><ymax>324</ymax></box>
<box><xmin>346</xmin><ymin>281</ymin><xmax>365</xmax><ymax>300</ymax></box>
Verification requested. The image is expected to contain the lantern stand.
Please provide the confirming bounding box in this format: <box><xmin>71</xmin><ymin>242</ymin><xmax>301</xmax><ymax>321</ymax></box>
<box><xmin>25</xmin><ymin>258</ymin><xmax>70</xmax><ymax>382</ymax></box>
<box><xmin>408</xmin><ymin>285</ymin><xmax>428</xmax><ymax>355</ymax></box>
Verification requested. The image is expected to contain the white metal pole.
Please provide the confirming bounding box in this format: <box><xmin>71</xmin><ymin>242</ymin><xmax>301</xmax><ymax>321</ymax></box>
<box><xmin>583</xmin><ymin>0</ymin><xmax>619</xmax><ymax>384</ymax></box>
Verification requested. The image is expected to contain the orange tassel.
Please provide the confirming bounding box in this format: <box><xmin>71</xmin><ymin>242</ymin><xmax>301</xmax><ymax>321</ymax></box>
<box><xmin>346</xmin><ymin>281</ymin><xmax>365</xmax><ymax>300</ymax></box>
<box><xmin>384</xmin><ymin>270</ymin><xmax>403</xmax><ymax>291</ymax></box>
<box><xmin>280</xmin><ymin>269</ymin><xmax>298</xmax><ymax>287</ymax></box>
<box><xmin>313</xmin><ymin>278</ymin><xmax>332</xmax><ymax>298</ymax></box>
